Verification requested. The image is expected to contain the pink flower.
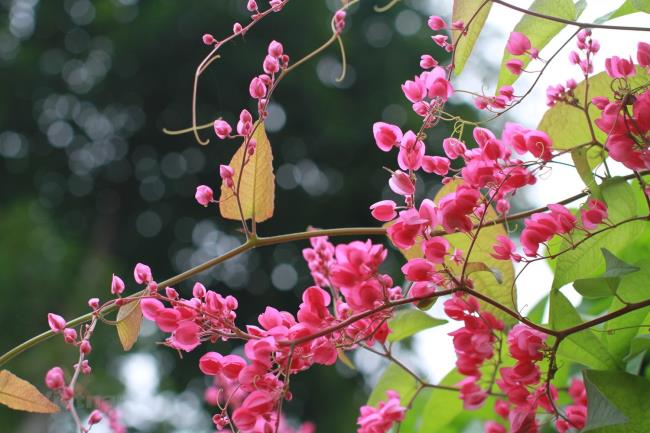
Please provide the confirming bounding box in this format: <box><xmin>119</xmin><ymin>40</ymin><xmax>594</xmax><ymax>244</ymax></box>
<box><xmin>506</xmin><ymin>59</ymin><xmax>524</xmax><ymax>75</ymax></box>
<box><xmin>237</xmin><ymin>109</ymin><xmax>253</xmax><ymax>135</ymax></box>
<box><xmin>494</xmin><ymin>399</ymin><xmax>509</xmax><ymax>418</ymax></box>
<box><xmin>268</xmin><ymin>40</ymin><xmax>283</xmax><ymax>58</ymax></box>
<box><xmin>581</xmin><ymin>198</ymin><xmax>608</xmax><ymax>229</ymax></box>
<box><xmin>263</xmin><ymin>55</ymin><xmax>279</xmax><ymax>74</ymax></box>
<box><xmin>420</xmin><ymin>54</ymin><xmax>437</xmax><ymax>69</ymax></box>
<box><xmin>427</xmin><ymin>15</ymin><xmax>447</xmax><ymax>31</ymax></box>
<box><xmin>402</xmin><ymin>258</ymin><xmax>436</xmax><ymax>282</ymax></box>
<box><xmin>202</xmin><ymin>34</ymin><xmax>216</xmax><ymax>45</ymax></box>
<box><xmin>524</xmin><ymin>129</ymin><xmax>553</xmax><ymax>161</ymax></box>
<box><xmin>484</xmin><ymin>421</ymin><xmax>506</xmax><ymax>433</ymax></box>
<box><xmin>507</xmin><ymin>324</ymin><xmax>547</xmax><ymax>362</ymax></box>
<box><xmin>422</xmin><ymin>236</ymin><xmax>449</xmax><ymax>264</ymax></box>
<box><xmin>63</xmin><ymin>328</ymin><xmax>77</xmax><ymax>344</ymax></box>
<box><xmin>605</xmin><ymin>56</ymin><xmax>636</xmax><ymax>78</ymax></box>
<box><xmin>48</xmin><ymin>313</ymin><xmax>66</xmax><ymax>333</ymax></box>
<box><xmin>388</xmin><ymin>170</ymin><xmax>415</xmax><ymax>196</ymax></box>
<box><xmin>111</xmin><ymin>274</ymin><xmax>125</xmax><ymax>296</ymax></box>
<box><xmin>357</xmin><ymin>390</ymin><xmax>406</xmax><ymax>433</ymax></box>
<box><xmin>213</xmin><ymin>119</ymin><xmax>232</xmax><ymax>139</ymax></box>
<box><xmin>458</xmin><ymin>377</ymin><xmax>488</xmax><ymax>410</ymax></box>
<box><xmin>195</xmin><ymin>185</ymin><xmax>214</xmax><ymax>207</ymax></box>
<box><xmin>387</xmin><ymin>209</ymin><xmax>425</xmax><ymax>249</ymax></box>
<box><xmin>422</xmin><ymin>155</ymin><xmax>451</xmax><ymax>175</ymax></box>
<box><xmin>372</xmin><ymin>122</ymin><xmax>403</xmax><ymax>152</ymax></box>
<box><xmin>88</xmin><ymin>410</ymin><xmax>103</xmax><ymax>426</ymax></box>
<box><xmin>171</xmin><ymin>321</ymin><xmax>201</xmax><ymax>352</ymax></box>
<box><xmin>548</xmin><ymin>203</ymin><xmax>576</xmax><ymax>233</ymax></box>
<box><xmin>506</xmin><ymin>32</ymin><xmax>531</xmax><ymax>56</ymax></box>
<box><xmin>192</xmin><ymin>282</ymin><xmax>206</xmax><ymax>298</ymax></box>
<box><xmin>638</xmin><ymin>42</ymin><xmax>650</xmax><ymax>68</ymax></box>
<box><xmin>442</xmin><ymin>137</ymin><xmax>467</xmax><ymax>160</ymax></box>
<box><xmin>398</xmin><ymin>131</ymin><xmax>425</xmax><ymax>170</ymax></box>
<box><xmin>45</xmin><ymin>366</ymin><xmax>65</xmax><ymax>389</ymax></box>
<box><xmin>220</xmin><ymin>164</ymin><xmax>235</xmax><ymax>189</ymax></box>
<box><xmin>432</xmin><ymin>34</ymin><xmax>448</xmax><ymax>47</ymax></box>
<box><xmin>370</xmin><ymin>200</ymin><xmax>397</xmax><ymax>222</ymax></box>
<box><xmin>401</xmin><ymin>78</ymin><xmax>426</xmax><ymax>103</ymax></box>
<box><xmin>249</xmin><ymin>76</ymin><xmax>267</xmax><ymax>99</ymax></box>
<box><xmin>133</xmin><ymin>263</ymin><xmax>153</xmax><ymax>284</ymax></box>
<box><xmin>141</xmin><ymin>298</ymin><xmax>164</xmax><ymax>321</ymax></box>
<box><xmin>491</xmin><ymin>235</ymin><xmax>521</xmax><ymax>261</ymax></box>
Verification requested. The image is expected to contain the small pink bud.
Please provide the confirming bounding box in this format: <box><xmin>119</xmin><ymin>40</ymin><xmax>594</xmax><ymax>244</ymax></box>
<box><xmin>213</xmin><ymin>119</ymin><xmax>232</xmax><ymax>139</ymax></box>
<box><xmin>268</xmin><ymin>40</ymin><xmax>283</xmax><ymax>58</ymax></box>
<box><xmin>420</xmin><ymin>54</ymin><xmax>437</xmax><ymax>69</ymax></box>
<box><xmin>45</xmin><ymin>367</ymin><xmax>65</xmax><ymax>390</ymax></box>
<box><xmin>432</xmin><ymin>34</ymin><xmax>448</xmax><ymax>47</ymax></box>
<box><xmin>220</xmin><ymin>165</ymin><xmax>235</xmax><ymax>188</ymax></box>
<box><xmin>48</xmin><ymin>313</ymin><xmax>66</xmax><ymax>333</ymax></box>
<box><xmin>233</xmin><ymin>22</ymin><xmax>243</xmax><ymax>34</ymax></box>
<box><xmin>370</xmin><ymin>200</ymin><xmax>397</xmax><ymax>222</ymax></box>
<box><xmin>202</xmin><ymin>34</ymin><xmax>216</xmax><ymax>45</ymax></box>
<box><xmin>246</xmin><ymin>0</ymin><xmax>257</xmax><ymax>12</ymax></box>
<box><xmin>80</xmin><ymin>340</ymin><xmax>92</xmax><ymax>355</ymax></box>
<box><xmin>506</xmin><ymin>59</ymin><xmax>524</xmax><ymax>75</ymax></box>
<box><xmin>193</xmin><ymin>282</ymin><xmax>207</xmax><ymax>298</ymax></box>
<box><xmin>165</xmin><ymin>287</ymin><xmax>179</xmax><ymax>299</ymax></box>
<box><xmin>62</xmin><ymin>386</ymin><xmax>74</xmax><ymax>401</ymax></box>
<box><xmin>111</xmin><ymin>274</ymin><xmax>125</xmax><ymax>296</ymax></box>
<box><xmin>249</xmin><ymin>76</ymin><xmax>267</xmax><ymax>99</ymax></box>
<box><xmin>88</xmin><ymin>298</ymin><xmax>100</xmax><ymax>310</ymax></box>
<box><xmin>195</xmin><ymin>185</ymin><xmax>214</xmax><ymax>207</ymax></box>
<box><xmin>389</xmin><ymin>170</ymin><xmax>415</xmax><ymax>196</ymax></box>
<box><xmin>63</xmin><ymin>328</ymin><xmax>77</xmax><ymax>344</ymax></box>
<box><xmin>133</xmin><ymin>263</ymin><xmax>153</xmax><ymax>285</ymax></box>
<box><xmin>79</xmin><ymin>360</ymin><xmax>92</xmax><ymax>375</ymax></box>
<box><xmin>88</xmin><ymin>410</ymin><xmax>103</xmax><ymax>425</ymax></box>
<box><xmin>506</xmin><ymin>32</ymin><xmax>531</xmax><ymax>56</ymax></box>
<box><xmin>451</xmin><ymin>20</ymin><xmax>464</xmax><ymax>31</ymax></box>
<box><xmin>247</xmin><ymin>138</ymin><xmax>257</xmax><ymax>155</ymax></box>
<box><xmin>334</xmin><ymin>10</ymin><xmax>346</xmax><ymax>33</ymax></box>
<box><xmin>263</xmin><ymin>55</ymin><xmax>280</xmax><ymax>74</ymax></box>
<box><xmin>427</xmin><ymin>15</ymin><xmax>447</xmax><ymax>31</ymax></box>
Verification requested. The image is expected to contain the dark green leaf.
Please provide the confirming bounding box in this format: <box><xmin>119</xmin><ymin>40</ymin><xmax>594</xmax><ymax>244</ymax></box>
<box><xmin>387</xmin><ymin>309</ymin><xmax>446</xmax><ymax>342</ymax></box>
<box><xmin>573</xmin><ymin>276</ymin><xmax>620</xmax><ymax>298</ymax></box>
<box><xmin>583</xmin><ymin>370</ymin><xmax>629</xmax><ymax>432</ymax></box>
<box><xmin>582</xmin><ymin>370</ymin><xmax>650</xmax><ymax>433</ymax></box>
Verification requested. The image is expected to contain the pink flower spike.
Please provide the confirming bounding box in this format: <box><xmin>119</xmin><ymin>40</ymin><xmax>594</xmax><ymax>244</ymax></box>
<box><xmin>48</xmin><ymin>313</ymin><xmax>66</xmax><ymax>333</ymax></box>
<box><xmin>638</xmin><ymin>42</ymin><xmax>650</xmax><ymax>68</ymax></box>
<box><xmin>427</xmin><ymin>15</ymin><xmax>447</xmax><ymax>31</ymax></box>
<box><xmin>370</xmin><ymin>200</ymin><xmax>397</xmax><ymax>222</ymax></box>
<box><xmin>202</xmin><ymin>34</ymin><xmax>216</xmax><ymax>45</ymax></box>
<box><xmin>195</xmin><ymin>185</ymin><xmax>214</xmax><ymax>207</ymax></box>
<box><xmin>506</xmin><ymin>59</ymin><xmax>524</xmax><ymax>75</ymax></box>
<box><xmin>133</xmin><ymin>263</ymin><xmax>153</xmax><ymax>285</ymax></box>
<box><xmin>110</xmin><ymin>274</ymin><xmax>125</xmax><ymax>296</ymax></box>
<box><xmin>506</xmin><ymin>32</ymin><xmax>531</xmax><ymax>56</ymax></box>
<box><xmin>45</xmin><ymin>367</ymin><xmax>65</xmax><ymax>390</ymax></box>
<box><xmin>373</xmin><ymin>122</ymin><xmax>403</xmax><ymax>152</ymax></box>
<box><xmin>213</xmin><ymin>119</ymin><xmax>232</xmax><ymax>139</ymax></box>
<box><xmin>389</xmin><ymin>170</ymin><xmax>415</xmax><ymax>196</ymax></box>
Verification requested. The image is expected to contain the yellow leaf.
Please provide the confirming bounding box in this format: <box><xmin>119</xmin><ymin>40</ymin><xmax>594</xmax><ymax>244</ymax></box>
<box><xmin>0</xmin><ymin>370</ymin><xmax>59</xmax><ymax>413</ymax></box>
<box><xmin>116</xmin><ymin>300</ymin><xmax>142</xmax><ymax>351</ymax></box>
<box><xmin>452</xmin><ymin>0</ymin><xmax>492</xmax><ymax>74</ymax></box>
<box><xmin>219</xmin><ymin>122</ymin><xmax>275</xmax><ymax>223</ymax></box>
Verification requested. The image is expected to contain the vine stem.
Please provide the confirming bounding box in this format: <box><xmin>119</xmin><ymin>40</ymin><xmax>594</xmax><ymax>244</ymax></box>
<box><xmin>2</xmin><ymin>169</ymin><xmax>649</xmax><ymax>367</ymax></box>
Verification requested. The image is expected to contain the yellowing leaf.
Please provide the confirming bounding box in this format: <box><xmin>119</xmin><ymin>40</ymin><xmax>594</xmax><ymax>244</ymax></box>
<box><xmin>0</xmin><ymin>370</ymin><xmax>59</xmax><ymax>413</ymax></box>
<box><xmin>219</xmin><ymin>123</ymin><xmax>275</xmax><ymax>223</ymax></box>
<box><xmin>452</xmin><ymin>0</ymin><xmax>492</xmax><ymax>75</ymax></box>
<box><xmin>116</xmin><ymin>300</ymin><xmax>142</xmax><ymax>351</ymax></box>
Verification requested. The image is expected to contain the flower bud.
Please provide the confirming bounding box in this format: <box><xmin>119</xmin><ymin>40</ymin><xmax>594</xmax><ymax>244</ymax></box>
<box><xmin>48</xmin><ymin>313</ymin><xmax>66</xmax><ymax>333</ymax></box>
<box><xmin>111</xmin><ymin>274</ymin><xmax>125</xmax><ymax>296</ymax></box>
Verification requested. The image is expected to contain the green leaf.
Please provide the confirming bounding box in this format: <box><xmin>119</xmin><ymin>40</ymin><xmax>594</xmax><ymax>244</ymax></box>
<box><xmin>632</xmin><ymin>0</ymin><xmax>650</xmax><ymax>13</ymax></box>
<box><xmin>497</xmin><ymin>0</ymin><xmax>576</xmax><ymax>88</ymax></box>
<box><xmin>387</xmin><ymin>309</ymin><xmax>446</xmax><ymax>343</ymax></box>
<box><xmin>433</xmin><ymin>180</ymin><xmax>517</xmax><ymax>324</ymax></box>
<box><xmin>573</xmin><ymin>248</ymin><xmax>640</xmax><ymax>298</ymax></box>
<box><xmin>367</xmin><ymin>362</ymin><xmax>419</xmax><ymax>406</ymax></box>
<box><xmin>582</xmin><ymin>371</ymin><xmax>629</xmax><ymax>432</ymax></box>
<box><xmin>626</xmin><ymin>334</ymin><xmax>650</xmax><ymax>361</ymax></box>
<box><xmin>574</xmin><ymin>0</ymin><xmax>587</xmax><ymax>16</ymax></box>
<box><xmin>582</xmin><ymin>370</ymin><xmax>650</xmax><ymax>433</ymax></box>
<box><xmin>594</xmin><ymin>0</ymin><xmax>640</xmax><ymax>24</ymax></box>
<box><xmin>552</xmin><ymin>177</ymin><xmax>643</xmax><ymax>289</ymax></box>
<box><xmin>452</xmin><ymin>0</ymin><xmax>492</xmax><ymax>75</ymax></box>
<box><xmin>526</xmin><ymin>295</ymin><xmax>548</xmax><ymax>324</ymax></box>
<box><xmin>419</xmin><ymin>370</ymin><xmax>464</xmax><ymax>433</ymax></box>
<box><xmin>537</xmin><ymin>68</ymin><xmax>648</xmax><ymax>167</ymax></box>
<box><xmin>572</xmin><ymin>147</ymin><xmax>600</xmax><ymax>197</ymax></box>
<box><xmin>464</xmin><ymin>261</ymin><xmax>503</xmax><ymax>284</ymax></box>
<box><xmin>116</xmin><ymin>300</ymin><xmax>143</xmax><ymax>351</ymax></box>
<box><xmin>625</xmin><ymin>350</ymin><xmax>646</xmax><ymax>375</ymax></box>
<box><xmin>549</xmin><ymin>291</ymin><xmax>618</xmax><ymax>369</ymax></box>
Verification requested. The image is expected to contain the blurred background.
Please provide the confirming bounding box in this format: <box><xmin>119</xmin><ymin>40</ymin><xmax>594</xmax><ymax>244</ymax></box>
<box><xmin>0</xmin><ymin>0</ymin><xmax>485</xmax><ymax>431</ymax></box>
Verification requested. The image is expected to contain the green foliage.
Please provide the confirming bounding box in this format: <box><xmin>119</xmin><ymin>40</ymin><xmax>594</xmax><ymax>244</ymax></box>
<box><xmin>387</xmin><ymin>309</ymin><xmax>446</xmax><ymax>343</ymax></box>
<box><xmin>573</xmin><ymin>248</ymin><xmax>639</xmax><ymax>299</ymax></box>
<box><xmin>595</xmin><ymin>0</ymin><xmax>650</xmax><ymax>22</ymax></box>
<box><xmin>367</xmin><ymin>362</ymin><xmax>419</xmax><ymax>406</ymax></box>
<box><xmin>497</xmin><ymin>0</ymin><xmax>578</xmax><ymax>89</ymax></box>
<box><xmin>552</xmin><ymin>177</ymin><xmax>644</xmax><ymax>289</ymax></box>
<box><xmin>583</xmin><ymin>370</ymin><xmax>650</xmax><ymax>432</ymax></box>
<box><xmin>418</xmin><ymin>370</ymin><xmax>464</xmax><ymax>433</ymax></box>
<box><xmin>550</xmin><ymin>291</ymin><xmax>618</xmax><ymax>369</ymax></box>
<box><xmin>452</xmin><ymin>0</ymin><xmax>492</xmax><ymax>74</ymax></box>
